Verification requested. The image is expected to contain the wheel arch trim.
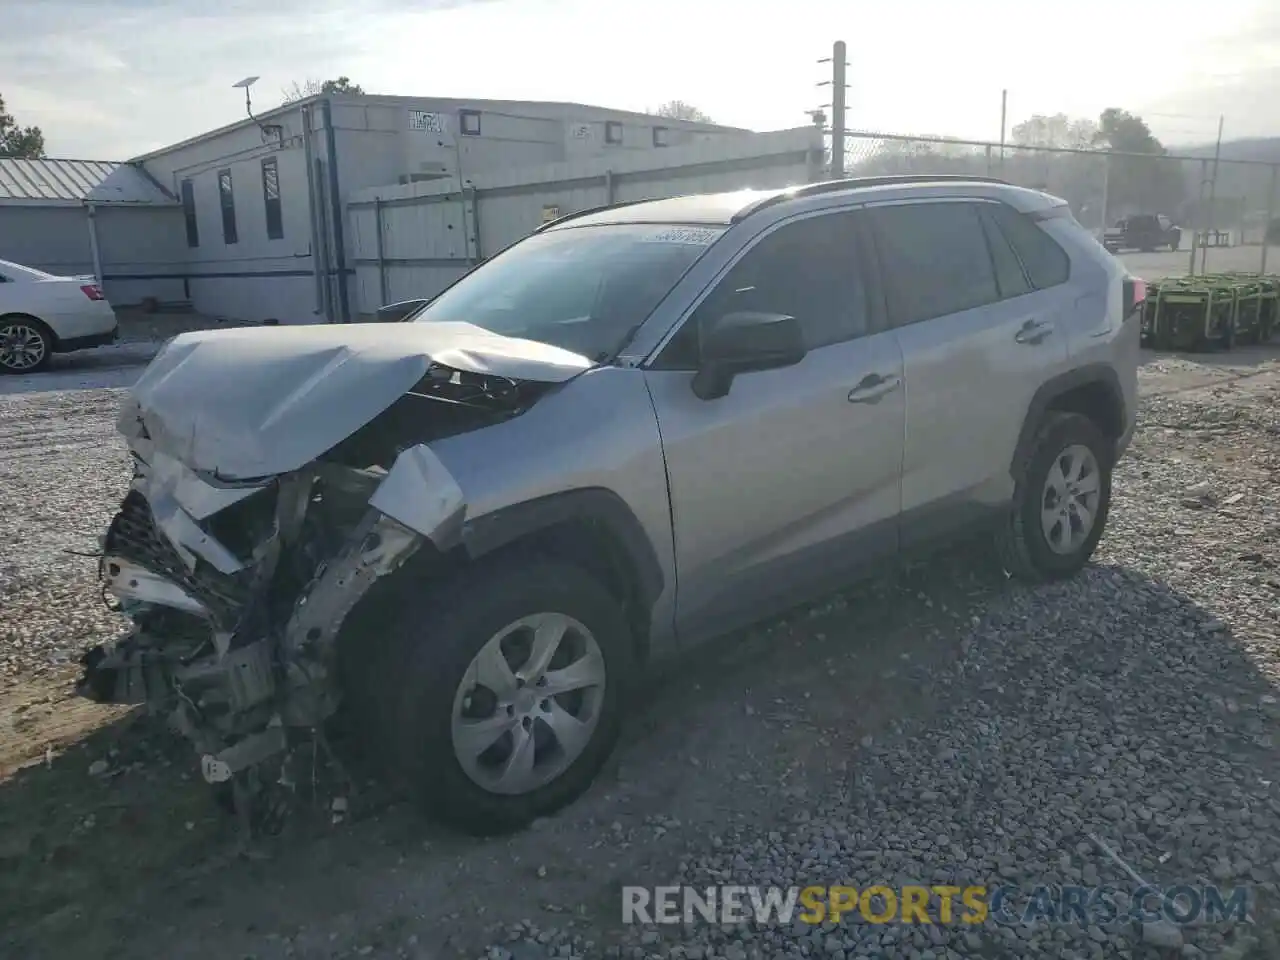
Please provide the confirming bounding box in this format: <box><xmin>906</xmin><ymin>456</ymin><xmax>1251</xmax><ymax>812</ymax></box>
<box><xmin>1011</xmin><ymin>363</ymin><xmax>1125</xmax><ymax>474</ymax></box>
<box><xmin>460</xmin><ymin>487</ymin><xmax>665</xmax><ymax>614</ymax></box>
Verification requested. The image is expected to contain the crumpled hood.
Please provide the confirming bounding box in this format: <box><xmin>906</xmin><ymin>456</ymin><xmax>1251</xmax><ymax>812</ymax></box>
<box><xmin>119</xmin><ymin>321</ymin><xmax>591</xmax><ymax>480</ymax></box>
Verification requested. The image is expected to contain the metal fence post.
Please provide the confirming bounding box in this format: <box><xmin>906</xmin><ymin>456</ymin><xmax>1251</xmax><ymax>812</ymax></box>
<box><xmin>1189</xmin><ymin>159</ymin><xmax>1207</xmax><ymax>277</ymax></box>
<box><xmin>1263</xmin><ymin>164</ymin><xmax>1278</xmax><ymax>276</ymax></box>
<box><xmin>604</xmin><ymin>169</ymin><xmax>615</xmax><ymax>205</ymax></box>
<box><xmin>374</xmin><ymin>197</ymin><xmax>387</xmax><ymax>306</ymax></box>
<box><xmin>1099</xmin><ymin>154</ymin><xmax>1110</xmax><ymax>233</ymax></box>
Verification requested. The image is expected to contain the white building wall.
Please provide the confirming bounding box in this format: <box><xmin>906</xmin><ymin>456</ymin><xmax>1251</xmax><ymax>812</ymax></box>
<box><xmin>129</xmin><ymin>95</ymin><xmax>746</xmax><ymax>323</ymax></box>
<box><xmin>94</xmin><ymin>205</ymin><xmax>188</xmax><ymax>305</ymax></box>
<box><xmin>138</xmin><ymin>105</ymin><xmax>323</xmax><ymax>323</ymax></box>
<box><xmin>347</xmin><ymin>127</ymin><xmax>825</xmax><ymax>316</ymax></box>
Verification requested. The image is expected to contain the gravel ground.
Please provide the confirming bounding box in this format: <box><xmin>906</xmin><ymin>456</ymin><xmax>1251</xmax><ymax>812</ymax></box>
<box><xmin>1</xmin><ymin>347</ymin><xmax>1279</xmax><ymax>959</ymax></box>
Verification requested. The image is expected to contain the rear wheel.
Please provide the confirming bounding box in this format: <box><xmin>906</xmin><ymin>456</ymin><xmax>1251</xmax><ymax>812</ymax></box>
<box><xmin>357</xmin><ymin>556</ymin><xmax>631</xmax><ymax>835</ymax></box>
<box><xmin>0</xmin><ymin>316</ymin><xmax>52</xmax><ymax>373</ymax></box>
<box><xmin>996</xmin><ymin>412</ymin><xmax>1113</xmax><ymax>582</ymax></box>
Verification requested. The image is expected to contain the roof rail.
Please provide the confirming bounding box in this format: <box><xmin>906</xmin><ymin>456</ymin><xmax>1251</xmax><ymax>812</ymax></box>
<box><xmin>532</xmin><ymin>196</ymin><xmax>667</xmax><ymax>233</ymax></box>
<box><xmin>731</xmin><ymin>174</ymin><xmax>1010</xmax><ymax>222</ymax></box>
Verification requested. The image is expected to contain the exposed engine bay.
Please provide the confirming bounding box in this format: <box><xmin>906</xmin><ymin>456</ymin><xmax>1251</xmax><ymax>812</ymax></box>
<box><xmin>76</xmin><ymin>336</ymin><xmax>565</xmax><ymax>830</ymax></box>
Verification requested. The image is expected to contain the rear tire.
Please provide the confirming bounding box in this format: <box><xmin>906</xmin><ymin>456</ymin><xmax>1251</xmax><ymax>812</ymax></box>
<box><xmin>360</xmin><ymin>556</ymin><xmax>632</xmax><ymax>836</ymax></box>
<box><xmin>0</xmin><ymin>315</ymin><xmax>53</xmax><ymax>373</ymax></box>
<box><xmin>995</xmin><ymin>412</ymin><xmax>1113</xmax><ymax>583</ymax></box>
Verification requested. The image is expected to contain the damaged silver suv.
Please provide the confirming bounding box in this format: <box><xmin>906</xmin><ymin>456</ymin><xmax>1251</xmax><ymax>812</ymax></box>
<box><xmin>80</xmin><ymin>176</ymin><xmax>1141</xmax><ymax>835</ymax></box>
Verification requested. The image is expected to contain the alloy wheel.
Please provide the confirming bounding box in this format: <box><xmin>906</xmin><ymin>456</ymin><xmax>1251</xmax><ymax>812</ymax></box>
<box><xmin>0</xmin><ymin>322</ymin><xmax>49</xmax><ymax>371</ymax></box>
<box><xmin>450</xmin><ymin>612</ymin><xmax>607</xmax><ymax>796</ymax></box>
<box><xmin>1040</xmin><ymin>443</ymin><xmax>1101</xmax><ymax>555</ymax></box>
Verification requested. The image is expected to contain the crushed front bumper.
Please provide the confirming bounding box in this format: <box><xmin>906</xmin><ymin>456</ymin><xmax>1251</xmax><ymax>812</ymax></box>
<box><xmin>77</xmin><ymin>439</ymin><xmax>462</xmax><ymax>808</ymax></box>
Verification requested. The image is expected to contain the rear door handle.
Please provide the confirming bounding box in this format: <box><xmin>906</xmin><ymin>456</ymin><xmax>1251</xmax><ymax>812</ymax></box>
<box><xmin>1015</xmin><ymin>319</ymin><xmax>1055</xmax><ymax>345</ymax></box>
<box><xmin>848</xmin><ymin>373</ymin><xmax>901</xmax><ymax>404</ymax></box>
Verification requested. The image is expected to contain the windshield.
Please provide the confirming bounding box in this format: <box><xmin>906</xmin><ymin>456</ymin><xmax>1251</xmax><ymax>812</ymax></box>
<box><xmin>412</xmin><ymin>222</ymin><xmax>725</xmax><ymax>360</ymax></box>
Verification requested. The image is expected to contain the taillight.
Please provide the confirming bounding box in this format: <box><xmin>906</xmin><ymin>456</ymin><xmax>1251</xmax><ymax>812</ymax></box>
<box><xmin>81</xmin><ymin>284</ymin><xmax>104</xmax><ymax>301</ymax></box>
<box><xmin>1122</xmin><ymin>276</ymin><xmax>1146</xmax><ymax>318</ymax></box>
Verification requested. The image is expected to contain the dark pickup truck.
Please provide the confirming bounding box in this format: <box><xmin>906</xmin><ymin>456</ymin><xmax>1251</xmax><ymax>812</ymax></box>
<box><xmin>1103</xmin><ymin>214</ymin><xmax>1181</xmax><ymax>253</ymax></box>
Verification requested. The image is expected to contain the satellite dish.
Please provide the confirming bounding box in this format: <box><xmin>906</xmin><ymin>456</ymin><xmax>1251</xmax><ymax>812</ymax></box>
<box><xmin>232</xmin><ymin>76</ymin><xmax>260</xmax><ymax>89</ymax></box>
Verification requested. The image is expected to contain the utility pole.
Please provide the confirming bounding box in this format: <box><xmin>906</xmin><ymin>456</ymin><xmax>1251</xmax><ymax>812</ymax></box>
<box><xmin>818</xmin><ymin>41</ymin><xmax>849</xmax><ymax>178</ymax></box>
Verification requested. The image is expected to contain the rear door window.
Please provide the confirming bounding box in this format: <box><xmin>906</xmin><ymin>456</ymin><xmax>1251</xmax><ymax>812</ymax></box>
<box><xmin>869</xmin><ymin>201</ymin><xmax>1001</xmax><ymax>326</ymax></box>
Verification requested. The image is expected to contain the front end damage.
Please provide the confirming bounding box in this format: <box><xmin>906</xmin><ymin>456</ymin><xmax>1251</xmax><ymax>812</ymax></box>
<box><xmin>77</xmin><ymin>336</ymin><xmax>567</xmax><ymax>829</ymax></box>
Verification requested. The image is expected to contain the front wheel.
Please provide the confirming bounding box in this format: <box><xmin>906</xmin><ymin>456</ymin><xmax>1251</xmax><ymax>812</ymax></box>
<box><xmin>996</xmin><ymin>412</ymin><xmax>1113</xmax><ymax>582</ymax></box>
<box><xmin>0</xmin><ymin>317</ymin><xmax>52</xmax><ymax>373</ymax></box>
<box><xmin>369</xmin><ymin>557</ymin><xmax>632</xmax><ymax>835</ymax></box>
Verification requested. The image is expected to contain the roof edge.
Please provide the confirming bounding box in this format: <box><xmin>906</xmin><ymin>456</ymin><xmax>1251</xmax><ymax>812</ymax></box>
<box><xmin>128</xmin><ymin>93</ymin><xmax>745</xmax><ymax>162</ymax></box>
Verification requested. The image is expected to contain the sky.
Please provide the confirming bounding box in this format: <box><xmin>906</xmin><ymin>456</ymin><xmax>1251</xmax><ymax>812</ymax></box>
<box><xmin>5</xmin><ymin>0</ymin><xmax>1280</xmax><ymax>161</ymax></box>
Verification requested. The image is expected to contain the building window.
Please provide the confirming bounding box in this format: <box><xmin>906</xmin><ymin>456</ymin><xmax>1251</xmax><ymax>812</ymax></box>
<box><xmin>261</xmin><ymin>157</ymin><xmax>284</xmax><ymax>240</ymax></box>
<box><xmin>606</xmin><ymin>121</ymin><xmax>623</xmax><ymax>145</ymax></box>
<box><xmin>180</xmin><ymin>179</ymin><xmax>199</xmax><ymax>248</ymax></box>
<box><xmin>653</xmin><ymin>126</ymin><xmax>670</xmax><ymax>148</ymax></box>
<box><xmin>459</xmin><ymin>109</ymin><xmax>482</xmax><ymax>137</ymax></box>
<box><xmin>217</xmin><ymin>169</ymin><xmax>238</xmax><ymax>245</ymax></box>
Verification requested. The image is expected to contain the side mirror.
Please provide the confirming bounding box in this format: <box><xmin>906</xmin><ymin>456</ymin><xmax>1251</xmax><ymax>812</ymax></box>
<box><xmin>374</xmin><ymin>298</ymin><xmax>430</xmax><ymax>323</ymax></box>
<box><xmin>691</xmin><ymin>311</ymin><xmax>806</xmax><ymax>401</ymax></box>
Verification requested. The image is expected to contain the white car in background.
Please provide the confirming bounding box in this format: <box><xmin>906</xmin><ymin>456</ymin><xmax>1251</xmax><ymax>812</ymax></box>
<box><xmin>0</xmin><ymin>258</ymin><xmax>118</xmax><ymax>373</ymax></box>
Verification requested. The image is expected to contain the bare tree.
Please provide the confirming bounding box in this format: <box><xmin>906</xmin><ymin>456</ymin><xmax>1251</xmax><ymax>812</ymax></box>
<box><xmin>0</xmin><ymin>92</ymin><xmax>44</xmax><ymax>159</ymax></box>
<box><xmin>282</xmin><ymin>76</ymin><xmax>365</xmax><ymax>104</ymax></box>
<box><xmin>651</xmin><ymin>100</ymin><xmax>714</xmax><ymax>123</ymax></box>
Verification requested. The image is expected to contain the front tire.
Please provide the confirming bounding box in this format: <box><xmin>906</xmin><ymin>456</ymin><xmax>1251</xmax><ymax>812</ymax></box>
<box><xmin>996</xmin><ymin>412</ymin><xmax>1113</xmax><ymax>582</ymax></box>
<box><xmin>0</xmin><ymin>316</ymin><xmax>53</xmax><ymax>373</ymax></box>
<box><xmin>371</xmin><ymin>557</ymin><xmax>631</xmax><ymax>836</ymax></box>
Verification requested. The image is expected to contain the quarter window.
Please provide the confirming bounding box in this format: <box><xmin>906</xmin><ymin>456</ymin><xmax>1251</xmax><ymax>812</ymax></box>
<box><xmin>978</xmin><ymin>206</ymin><xmax>1032</xmax><ymax>299</ymax></box>
<box><xmin>870</xmin><ymin>202</ymin><xmax>1000</xmax><ymax>326</ymax></box>
<box><xmin>988</xmin><ymin>203</ymin><xmax>1070</xmax><ymax>289</ymax></box>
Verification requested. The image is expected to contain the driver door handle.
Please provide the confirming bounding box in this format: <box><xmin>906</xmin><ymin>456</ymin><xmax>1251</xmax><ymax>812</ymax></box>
<box><xmin>848</xmin><ymin>373</ymin><xmax>901</xmax><ymax>404</ymax></box>
<box><xmin>1015</xmin><ymin>318</ymin><xmax>1055</xmax><ymax>345</ymax></box>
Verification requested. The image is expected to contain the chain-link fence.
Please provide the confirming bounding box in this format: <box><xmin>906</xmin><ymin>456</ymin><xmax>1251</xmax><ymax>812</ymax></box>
<box><xmin>833</xmin><ymin>130</ymin><xmax>1280</xmax><ymax>279</ymax></box>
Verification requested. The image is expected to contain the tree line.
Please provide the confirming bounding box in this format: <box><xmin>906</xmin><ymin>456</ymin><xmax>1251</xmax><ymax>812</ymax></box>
<box><xmin>848</xmin><ymin>108</ymin><xmax>1206</xmax><ymax>228</ymax></box>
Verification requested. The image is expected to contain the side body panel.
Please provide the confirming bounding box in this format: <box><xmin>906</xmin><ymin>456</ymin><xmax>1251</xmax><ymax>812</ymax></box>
<box><xmin>1038</xmin><ymin>215</ymin><xmax>1139</xmax><ymax>454</ymax></box>
<box><xmin>865</xmin><ymin>200</ymin><xmax>1072</xmax><ymax>545</ymax></box>
<box><xmin>644</xmin><ymin>331</ymin><xmax>904</xmax><ymax>644</ymax></box>
<box><xmin>637</xmin><ymin>203</ymin><xmax>907</xmax><ymax>647</ymax></box>
<box><xmin>425</xmin><ymin>367</ymin><xmax>680</xmax><ymax>657</ymax></box>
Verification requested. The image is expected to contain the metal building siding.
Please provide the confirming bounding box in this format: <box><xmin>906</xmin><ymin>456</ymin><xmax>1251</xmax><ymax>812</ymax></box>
<box><xmin>0</xmin><ymin>158</ymin><xmax>175</xmax><ymax>205</ymax></box>
<box><xmin>0</xmin><ymin>205</ymin><xmax>95</xmax><ymax>273</ymax></box>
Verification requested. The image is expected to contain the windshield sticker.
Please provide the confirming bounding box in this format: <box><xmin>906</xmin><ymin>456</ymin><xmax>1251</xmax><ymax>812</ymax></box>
<box><xmin>639</xmin><ymin>226</ymin><xmax>722</xmax><ymax>246</ymax></box>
